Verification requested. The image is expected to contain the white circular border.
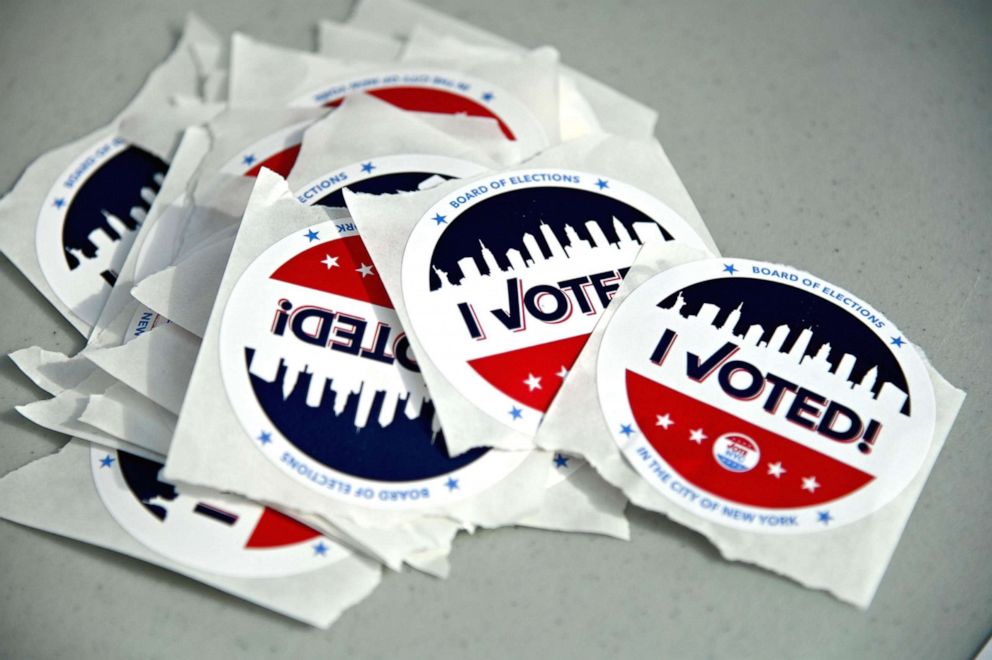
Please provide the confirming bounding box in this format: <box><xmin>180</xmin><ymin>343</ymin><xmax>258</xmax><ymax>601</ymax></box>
<box><xmin>401</xmin><ymin>168</ymin><xmax>711</xmax><ymax>436</ymax></box>
<box><xmin>219</xmin><ymin>220</ymin><xmax>529</xmax><ymax>511</ymax></box>
<box><xmin>220</xmin><ymin>121</ymin><xmax>314</xmax><ymax>176</ymax></box>
<box><xmin>90</xmin><ymin>446</ymin><xmax>339</xmax><ymax>578</ymax></box>
<box><xmin>290</xmin><ymin>68</ymin><xmax>549</xmax><ymax>157</ymax></box>
<box><xmin>293</xmin><ymin>154</ymin><xmax>487</xmax><ymax>206</ymax></box>
<box><xmin>596</xmin><ymin>257</ymin><xmax>938</xmax><ymax>534</ymax></box>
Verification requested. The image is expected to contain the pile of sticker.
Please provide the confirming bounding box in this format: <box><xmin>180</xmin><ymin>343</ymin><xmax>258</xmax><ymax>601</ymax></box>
<box><xmin>0</xmin><ymin>1</ymin><xmax>965</xmax><ymax>628</ymax></box>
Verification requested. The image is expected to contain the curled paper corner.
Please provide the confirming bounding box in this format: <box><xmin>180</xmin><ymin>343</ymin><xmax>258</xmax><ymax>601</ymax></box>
<box><xmin>9</xmin><ymin>346</ymin><xmax>90</xmax><ymax>396</ymax></box>
<box><xmin>85</xmin><ymin>322</ymin><xmax>198</xmax><ymax>416</ymax></box>
<box><xmin>78</xmin><ymin>382</ymin><xmax>175</xmax><ymax>458</ymax></box>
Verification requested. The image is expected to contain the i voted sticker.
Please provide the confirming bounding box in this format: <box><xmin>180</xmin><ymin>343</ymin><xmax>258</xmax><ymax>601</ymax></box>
<box><xmin>401</xmin><ymin>169</ymin><xmax>709</xmax><ymax>435</ymax></box>
<box><xmin>597</xmin><ymin>259</ymin><xmax>937</xmax><ymax>533</ymax></box>
<box><xmin>37</xmin><ymin>135</ymin><xmax>167</xmax><ymax>328</ymax></box>
<box><xmin>218</xmin><ymin>221</ymin><xmax>528</xmax><ymax>510</ymax></box>
<box><xmin>91</xmin><ymin>447</ymin><xmax>337</xmax><ymax>577</ymax></box>
<box><xmin>224</xmin><ymin>68</ymin><xmax>547</xmax><ymax>179</ymax></box>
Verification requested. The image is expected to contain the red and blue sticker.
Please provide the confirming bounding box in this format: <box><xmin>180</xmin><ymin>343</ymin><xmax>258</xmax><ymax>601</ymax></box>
<box><xmin>400</xmin><ymin>169</ymin><xmax>710</xmax><ymax>435</ymax></box>
<box><xmin>219</xmin><ymin>220</ymin><xmax>527</xmax><ymax>510</ymax></box>
<box><xmin>596</xmin><ymin>258</ymin><xmax>937</xmax><ymax>532</ymax></box>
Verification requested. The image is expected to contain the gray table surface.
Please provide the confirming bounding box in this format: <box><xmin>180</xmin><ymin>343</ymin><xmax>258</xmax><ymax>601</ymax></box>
<box><xmin>1</xmin><ymin>1</ymin><xmax>989</xmax><ymax>658</ymax></box>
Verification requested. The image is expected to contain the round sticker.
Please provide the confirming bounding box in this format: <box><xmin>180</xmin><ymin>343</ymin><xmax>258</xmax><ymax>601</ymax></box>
<box><xmin>294</xmin><ymin>154</ymin><xmax>486</xmax><ymax>208</ymax></box>
<box><xmin>401</xmin><ymin>168</ymin><xmax>710</xmax><ymax>435</ymax></box>
<box><xmin>223</xmin><ymin>68</ymin><xmax>547</xmax><ymax>178</ymax></box>
<box><xmin>596</xmin><ymin>258</ymin><xmax>937</xmax><ymax>533</ymax></box>
<box><xmin>37</xmin><ymin>135</ymin><xmax>167</xmax><ymax>328</ymax></box>
<box><xmin>218</xmin><ymin>221</ymin><xmax>529</xmax><ymax>510</ymax></box>
<box><xmin>296</xmin><ymin>155</ymin><xmax>583</xmax><ymax>491</ymax></box>
<box><xmin>91</xmin><ymin>447</ymin><xmax>339</xmax><ymax>577</ymax></box>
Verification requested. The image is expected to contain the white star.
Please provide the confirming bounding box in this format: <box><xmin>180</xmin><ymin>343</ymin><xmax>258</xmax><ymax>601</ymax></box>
<box><xmin>524</xmin><ymin>373</ymin><xmax>542</xmax><ymax>391</ymax></box>
<box><xmin>356</xmin><ymin>263</ymin><xmax>374</xmax><ymax>278</ymax></box>
<box><xmin>801</xmin><ymin>476</ymin><xmax>820</xmax><ymax>493</ymax></box>
<box><xmin>556</xmin><ymin>365</ymin><xmax>569</xmax><ymax>379</ymax></box>
<box><xmin>767</xmin><ymin>462</ymin><xmax>786</xmax><ymax>478</ymax></box>
<box><xmin>321</xmin><ymin>254</ymin><xmax>339</xmax><ymax>269</ymax></box>
<box><xmin>655</xmin><ymin>413</ymin><xmax>673</xmax><ymax>430</ymax></box>
<box><xmin>689</xmin><ymin>428</ymin><xmax>707</xmax><ymax>443</ymax></box>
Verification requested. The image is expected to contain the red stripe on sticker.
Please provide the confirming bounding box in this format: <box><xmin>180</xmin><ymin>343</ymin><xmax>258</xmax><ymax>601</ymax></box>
<box><xmin>244</xmin><ymin>144</ymin><xmax>302</xmax><ymax>178</ymax></box>
<box><xmin>626</xmin><ymin>370</ymin><xmax>874</xmax><ymax>508</ymax></box>
<box><xmin>325</xmin><ymin>86</ymin><xmax>515</xmax><ymax>140</ymax></box>
<box><xmin>245</xmin><ymin>508</ymin><xmax>321</xmax><ymax>548</ymax></box>
<box><xmin>468</xmin><ymin>334</ymin><xmax>590</xmax><ymax>411</ymax></box>
<box><xmin>270</xmin><ymin>235</ymin><xmax>392</xmax><ymax>308</ymax></box>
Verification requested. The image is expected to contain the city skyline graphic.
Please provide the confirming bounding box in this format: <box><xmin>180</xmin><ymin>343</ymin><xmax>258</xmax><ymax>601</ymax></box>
<box><xmin>244</xmin><ymin>348</ymin><xmax>488</xmax><ymax>481</ymax></box>
<box><xmin>658</xmin><ymin>284</ymin><xmax>910</xmax><ymax>415</ymax></box>
<box><xmin>427</xmin><ymin>187</ymin><xmax>676</xmax><ymax>291</ymax></box>
<box><xmin>433</xmin><ymin>216</ymin><xmax>668</xmax><ymax>288</ymax></box>
<box><xmin>61</xmin><ymin>146</ymin><xmax>166</xmax><ymax>287</ymax></box>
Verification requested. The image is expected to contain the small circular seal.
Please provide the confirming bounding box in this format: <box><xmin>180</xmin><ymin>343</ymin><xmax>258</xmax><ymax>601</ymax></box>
<box><xmin>713</xmin><ymin>433</ymin><xmax>761</xmax><ymax>473</ymax></box>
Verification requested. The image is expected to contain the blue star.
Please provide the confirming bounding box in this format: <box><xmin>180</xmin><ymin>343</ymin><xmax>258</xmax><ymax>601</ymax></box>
<box><xmin>723</xmin><ymin>263</ymin><xmax>738</xmax><ymax>276</ymax></box>
<box><xmin>53</xmin><ymin>198</ymin><xmax>65</xmax><ymax>209</ymax></box>
<box><xmin>99</xmin><ymin>455</ymin><xmax>115</xmax><ymax>468</ymax></box>
<box><xmin>553</xmin><ymin>453</ymin><xmax>569</xmax><ymax>469</ymax></box>
<box><xmin>432</xmin><ymin>213</ymin><xmax>447</xmax><ymax>226</ymax></box>
<box><xmin>242</xmin><ymin>154</ymin><xmax>256</xmax><ymax>167</ymax></box>
<box><xmin>313</xmin><ymin>541</ymin><xmax>328</xmax><ymax>556</ymax></box>
<box><xmin>890</xmin><ymin>336</ymin><xmax>905</xmax><ymax>348</ymax></box>
<box><xmin>481</xmin><ymin>92</ymin><xmax>494</xmax><ymax>102</ymax></box>
<box><xmin>360</xmin><ymin>161</ymin><xmax>376</xmax><ymax>174</ymax></box>
<box><xmin>595</xmin><ymin>178</ymin><xmax>609</xmax><ymax>190</ymax></box>
<box><xmin>509</xmin><ymin>406</ymin><xmax>523</xmax><ymax>420</ymax></box>
<box><xmin>304</xmin><ymin>229</ymin><xmax>320</xmax><ymax>242</ymax></box>
<box><xmin>445</xmin><ymin>477</ymin><xmax>459</xmax><ymax>491</ymax></box>
<box><xmin>817</xmin><ymin>510</ymin><xmax>833</xmax><ymax>525</ymax></box>
<box><xmin>258</xmin><ymin>431</ymin><xmax>272</xmax><ymax>445</ymax></box>
<box><xmin>620</xmin><ymin>424</ymin><xmax>635</xmax><ymax>437</ymax></box>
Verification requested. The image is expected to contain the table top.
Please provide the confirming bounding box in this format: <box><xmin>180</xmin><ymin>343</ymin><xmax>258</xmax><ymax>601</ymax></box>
<box><xmin>1</xmin><ymin>1</ymin><xmax>989</xmax><ymax>657</ymax></box>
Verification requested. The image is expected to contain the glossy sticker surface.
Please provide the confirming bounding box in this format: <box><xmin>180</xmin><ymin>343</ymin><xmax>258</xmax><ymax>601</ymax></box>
<box><xmin>402</xmin><ymin>169</ymin><xmax>708</xmax><ymax>434</ymax></box>
<box><xmin>219</xmin><ymin>221</ymin><xmax>527</xmax><ymax>510</ymax></box>
<box><xmin>597</xmin><ymin>259</ymin><xmax>936</xmax><ymax>533</ymax></box>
